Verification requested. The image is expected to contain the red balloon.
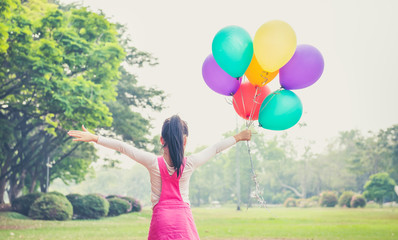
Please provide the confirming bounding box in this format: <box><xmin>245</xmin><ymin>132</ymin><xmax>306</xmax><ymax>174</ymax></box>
<box><xmin>233</xmin><ymin>82</ymin><xmax>271</xmax><ymax>120</ymax></box>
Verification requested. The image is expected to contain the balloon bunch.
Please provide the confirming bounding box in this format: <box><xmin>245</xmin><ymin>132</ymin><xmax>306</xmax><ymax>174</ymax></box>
<box><xmin>202</xmin><ymin>20</ymin><xmax>324</xmax><ymax>131</ymax></box>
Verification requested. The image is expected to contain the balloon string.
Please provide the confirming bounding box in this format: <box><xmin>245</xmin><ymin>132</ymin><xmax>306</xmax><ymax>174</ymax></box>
<box><xmin>240</xmin><ymin>80</ymin><xmax>248</xmax><ymax>125</ymax></box>
<box><xmin>247</xmin><ymin>86</ymin><xmax>260</xmax><ymax>128</ymax></box>
<box><xmin>260</xmin><ymin>71</ymin><xmax>269</xmax><ymax>86</ymax></box>
<box><xmin>246</xmin><ymin>139</ymin><xmax>275</xmax><ymax>216</ymax></box>
<box><xmin>245</xmin><ymin>133</ymin><xmax>277</xmax><ymax>218</ymax></box>
<box><xmin>258</xmin><ymin>87</ymin><xmax>283</xmax><ymax>115</ymax></box>
<box><xmin>225</xmin><ymin>96</ymin><xmax>233</xmax><ymax>105</ymax></box>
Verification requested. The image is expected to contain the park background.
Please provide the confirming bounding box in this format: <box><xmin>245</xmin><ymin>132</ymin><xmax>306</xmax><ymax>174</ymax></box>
<box><xmin>1</xmin><ymin>0</ymin><xmax>398</xmax><ymax>239</ymax></box>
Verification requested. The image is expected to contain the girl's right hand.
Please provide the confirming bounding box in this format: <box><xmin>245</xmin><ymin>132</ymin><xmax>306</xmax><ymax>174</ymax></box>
<box><xmin>234</xmin><ymin>129</ymin><xmax>252</xmax><ymax>142</ymax></box>
<box><xmin>68</xmin><ymin>125</ymin><xmax>99</xmax><ymax>143</ymax></box>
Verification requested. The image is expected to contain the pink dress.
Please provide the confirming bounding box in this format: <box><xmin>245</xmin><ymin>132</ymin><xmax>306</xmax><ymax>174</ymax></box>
<box><xmin>148</xmin><ymin>157</ymin><xmax>200</xmax><ymax>240</ymax></box>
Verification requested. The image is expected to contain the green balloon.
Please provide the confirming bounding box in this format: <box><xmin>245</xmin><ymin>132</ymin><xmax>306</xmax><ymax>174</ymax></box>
<box><xmin>212</xmin><ymin>26</ymin><xmax>253</xmax><ymax>78</ymax></box>
<box><xmin>258</xmin><ymin>89</ymin><xmax>303</xmax><ymax>131</ymax></box>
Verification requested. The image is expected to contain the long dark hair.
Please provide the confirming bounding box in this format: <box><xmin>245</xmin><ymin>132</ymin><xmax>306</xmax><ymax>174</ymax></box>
<box><xmin>161</xmin><ymin>115</ymin><xmax>188</xmax><ymax>177</ymax></box>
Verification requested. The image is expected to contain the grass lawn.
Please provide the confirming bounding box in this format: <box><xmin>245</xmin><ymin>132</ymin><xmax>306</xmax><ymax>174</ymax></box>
<box><xmin>0</xmin><ymin>207</ymin><xmax>397</xmax><ymax>240</ymax></box>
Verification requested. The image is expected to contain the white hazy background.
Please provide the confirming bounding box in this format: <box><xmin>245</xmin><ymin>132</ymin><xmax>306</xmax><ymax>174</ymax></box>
<box><xmin>61</xmin><ymin>0</ymin><xmax>398</xmax><ymax>167</ymax></box>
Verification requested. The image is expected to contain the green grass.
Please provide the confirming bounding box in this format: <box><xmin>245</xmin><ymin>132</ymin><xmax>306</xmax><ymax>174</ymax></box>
<box><xmin>1</xmin><ymin>207</ymin><xmax>397</xmax><ymax>240</ymax></box>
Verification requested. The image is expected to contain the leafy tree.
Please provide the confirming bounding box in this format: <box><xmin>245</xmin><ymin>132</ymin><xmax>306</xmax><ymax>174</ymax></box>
<box><xmin>0</xmin><ymin>0</ymin><xmax>164</xmax><ymax>203</ymax></box>
<box><xmin>377</xmin><ymin>125</ymin><xmax>398</xmax><ymax>183</ymax></box>
<box><xmin>363</xmin><ymin>172</ymin><xmax>396</xmax><ymax>206</ymax></box>
<box><xmin>0</xmin><ymin>0</ymin><xmax>16</xmax><ymax>53</ymax></box>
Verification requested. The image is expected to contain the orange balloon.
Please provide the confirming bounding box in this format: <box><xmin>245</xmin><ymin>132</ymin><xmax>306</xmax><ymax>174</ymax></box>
<box><xmin>245</xmin><ymin>54</ymin><xmax>279</xmax><ymax>87</ymax></box>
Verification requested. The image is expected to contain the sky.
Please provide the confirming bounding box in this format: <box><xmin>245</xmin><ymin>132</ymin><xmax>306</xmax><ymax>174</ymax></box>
<box><xmin>61</xmin><ymin>0</ymin><xmax>398</xmax><ymax>165</ymax></box>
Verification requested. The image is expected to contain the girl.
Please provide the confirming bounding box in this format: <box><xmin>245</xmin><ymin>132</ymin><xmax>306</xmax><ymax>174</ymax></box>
<box><xmin>68</xmin><ymin>115</ymin><xmax>251</xmax><ymax>239</ymax></box>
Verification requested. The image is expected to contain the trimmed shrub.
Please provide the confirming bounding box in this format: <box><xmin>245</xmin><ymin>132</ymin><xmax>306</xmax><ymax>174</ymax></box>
<box><xmin>320</xmin><ymin>191</ymin><xmax>338</xmax><ymax>207</ymax></box>
<box><xmin>283</xmin><ymin>197</ymin><xmax>296</xmax><ymax>207</ymax></box>
<box><xmin>351</xmin><ymin>195</ymin><xmax>366</xmax><ymax>208</ymax></box>
<box><xmin>66</xmin><ymin>193</ymin><xmax>84</xmax><ymax>219</ymax></box>
<box><xmin>28</xmin><ymin>194</ymin><xmax>73</xmax><ymax>220</ymax></box>
<box><xmin>12</xmin><ymin>192</ymin><xmax>44</xmax><ymax>216</ymax></box>
<box><xmin>120</xmin><ymin>196</ymin><xmax>142</xmax><ymax>212</ymax></box>
<box><xmin>338</xmin><ymin>191</ymin><xmax>355</xmax><ymax>208</ymax></box>
<box><xmin>309</xmin><ymin>195</ymin><xmax>320</xmax><ymax>203</ymax></box>
<box><xmin>296</xmin><ymin>198</ymin><xmax>318</xmax><ymax>208</ymax></box>
<box><xmin>47</xmin><ymin>191</ymin><xmax>65</xmax><ymax>197</ymax></box>
<box><xmin>79</xmin><ymin>194</ymin><xmax>109</xmax><ymax>219</ymax></box>
<box><xmin>108</xmin><ymin>198</ymin><xmax>131</xmax><ymax>216</ymax></box>
<box><xmin>106</xmin><ymin>195</ymin><xmax>121</xmax><ymax>199</ymax></box>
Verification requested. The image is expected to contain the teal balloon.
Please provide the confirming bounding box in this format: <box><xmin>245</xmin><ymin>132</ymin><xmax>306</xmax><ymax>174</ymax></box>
<box><xmin>258</xmin><ymin>89</ymin><xmax>303</xmax><ymax>131</ymax></box>
<box><xmin>212</xmin><ymin>26</ymin><xmax>253</xmax><ymax>78</ymax></box>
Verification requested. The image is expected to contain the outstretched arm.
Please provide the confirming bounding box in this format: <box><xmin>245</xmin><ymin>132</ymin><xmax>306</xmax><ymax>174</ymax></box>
<box><xmin>190</xmin><ymin>129</ymin><xmax>251</xmax><ymax>169</ymax></box>
<box><xmin>68</xmin><ymin>126</ymin><xmax>156</xmax><ymax>168</ymax></box>
<box><xmin>68</xmin><ymin>125</ymin><xmax>99</xmax><ymax>143</ymax></box>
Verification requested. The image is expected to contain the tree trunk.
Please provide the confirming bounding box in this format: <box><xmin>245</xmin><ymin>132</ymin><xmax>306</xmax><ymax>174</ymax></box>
<box><xmin>0</xmin><ymin>178</ymin><xmax>7</xmax><ymax>204</ymax></box>
<box><xmin>247</xmin><ymin>183</ymin><xmax>252</xmax><ymax>209</ymax></box>
<box><xmin>29</xmin><ymin>171</ymin><xmax>37</xmax><ymax>193</ymax></box>
<box><xmin>7</xmin><ymin>170</ymin><xmax>26</xmax><ymax>203</ymax></box>
<box><xmin>0</xmin><ymin>147</ymin><xmax>14</xmax><ymax>204</ymax></box>
<box><xmin>281</xmin><ymin>183</ymin><xmax>304</xmax><ymax>198</ymax></box>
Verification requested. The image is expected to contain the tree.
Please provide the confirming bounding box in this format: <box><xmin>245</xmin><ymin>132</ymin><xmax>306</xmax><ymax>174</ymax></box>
<box><xmin>0</xmin><ymin>0</ymin><xmax>164</xmax><ymax>203</ymax></box>
<box><xmin>363</xmin><ymin>172</ymin><xmax>396</xmax><ymax>206</ymax></box>
<box><xmin>377</xmin><ymin>125</ymin><xmax>398</xmax><ymax>183</ymax></box>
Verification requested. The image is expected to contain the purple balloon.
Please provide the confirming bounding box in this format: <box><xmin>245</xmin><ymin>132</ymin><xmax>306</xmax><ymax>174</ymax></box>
<box><xmin>280</xmin><ymin>44</ymin><xmax>324</xmax><ymax>90</ymax></box>
<box><xmin>202</xmin><ymin>54</ymin><xmax>241</xmax><ymax>96</ymax></box>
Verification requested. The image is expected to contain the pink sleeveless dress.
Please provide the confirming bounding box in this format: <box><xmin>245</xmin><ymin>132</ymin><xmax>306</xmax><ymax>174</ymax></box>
<box><xmin>148</xmin><ymin>157</ymin><xmax>200</xmax><ymax>240</ymax></box>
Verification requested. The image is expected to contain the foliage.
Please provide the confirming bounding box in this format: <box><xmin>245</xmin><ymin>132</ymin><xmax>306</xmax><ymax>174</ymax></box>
<box><xmin>28</xmin><ymin>193</ymin><xmax>73</xmax><ymax>220</ymax></box>
<box><xmin>121</xmin><ymin>196</ymin><xmax>142</xmax><ymax>212</ymax></box>
<box><xmin>66</xmin><ymin>193</ymin><xmax>84</xmax><ymax>218</ymax></box>
<box><xmin>11</xmin><ymin>192</ymin><xmax>44</xmax><ymax>215</ymax></box>
<box><xmin>0</xmin><ymin>0</ymin><xmax>164</xmax><ymax>204</ymax></box>
<box><xmin>363</xmin><ymin>172</ymin><xmax>396</xmax><ymax>206</ymax></box>
<box><xmin>319</xmin><ymin>191</ymin><xmax>338</xmax><ymax>207</ymax></box>
<box><xmin>338</xmin><ymin>191</ymin><xmax>355</xmax><ymax>208</ymax></box>
<box><xmin>351</xmin><ymin>194</ymin><xmax>366</xmax><ymax>208</ymax></box>
<box><xmin>107</xmin><ymin>198</ymin><xmax>130</xmax><ymax>216</ymax></box>
<box><xmin>47</xmin><ymin>191</ymin><xmax>65</xmax><ymax>197</ymax></box>
<box><xmin>283</xmin><ymin>197</ymin><xmax>296</xmax><ymax>207</ymax></box>
<box><xmin>377</xmin><ymin>125</ymin><xmax>398</xmax><ymax>183</ymax></box>
<box><xmin>79</xmin><ymin>194</ymin><xmax>109</xmax><ymax>219</ymax></box>
<box><xmin>296</xmin><ymin>198</ymin><xmax>318</xmax><ymax>208</ymax></box>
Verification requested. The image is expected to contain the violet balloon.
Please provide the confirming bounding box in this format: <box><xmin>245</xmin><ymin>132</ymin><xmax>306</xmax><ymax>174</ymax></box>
<box><xmin>202</xmin><ymin>54</ymin><xmax>241</xmax><ymax>96</ymax></box>
<box><xmin>279</xmin><ymin>44</ymin><xmax>324</xmax><ymax>90</ymax></box>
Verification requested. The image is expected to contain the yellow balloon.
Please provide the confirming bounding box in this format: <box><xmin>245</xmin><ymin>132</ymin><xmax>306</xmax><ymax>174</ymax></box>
<box><xmin>253</xmin><ymin>20</ymin><xmax>297</xmax><ymax>72</ymax></box>
<box><xmin>245</xmin><ymin>54</ymin><xmax>278</xmax><ymax>87</ymax></box>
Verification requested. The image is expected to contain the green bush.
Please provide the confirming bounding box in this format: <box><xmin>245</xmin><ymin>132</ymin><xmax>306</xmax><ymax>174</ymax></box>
<box><xmin>120</xmin><ymin>196</ymin><xmax>142</xmax><ymax>212</ymax></box>
<box><xmin>296</xmin><ymin>198</ymin><xmax>318</xmax><ymax>208</ymax></box>
<box><xmin>351</xmin><ymin>195</ymin><xmax>366</xmax><ymax>208</ymax></box>
<box><xmin>309</xmin><ymin>195</ymin><xmax>320</xmax><ymax>204</ymax></box>
<box><xmin>105</xmin><ymin>195</ymin><xmax>120</xmax><ymax>199</ymax></box>
<box><xmin>12</xmin><ymin>192</ymin><xmax>44</xmax><ymax>216</ymax></box>
<box><xmin>283</xmin><ymin>197</ymin><xmax>296</xmax><ymax>207</ymax></box>
<box><xmin>363</xmin><ymin>172</ymin><xmax>396</xmax><ymax>206</ymax></box>
<box><xmin>79</xmin><ymin>194</ymin><xmax>109</xmax><ymax>219</ymax></box>
<box><xmin>338</xmin><ymin>191</ymin><xmax>355</xmax><ymax>208</ymax></box>
<box><xmin>28</xmin><ymin>194</ymin><xmax>73</xmax><ymax>220</ymax></box>
<box><xmin>108</xmin><ymin>198</ymin><xmax>131</xmax><ymax>216</ymax></box>
<box><xmin>320</xmin><ymin>191</ymin><xmax>338</xmax><ymax>207</ymax></box>
<box><xmin>66</xmin><ymin>193</ymin><xmax>84</xmax><ymax>219</ymax></box>
<box><xmin>47</xmin><ymin>191</ymin><xmax>65</xmax><ymax>197</ymax></box>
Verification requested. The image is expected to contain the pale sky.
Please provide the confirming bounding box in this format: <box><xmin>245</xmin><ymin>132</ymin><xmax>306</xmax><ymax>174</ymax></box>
<box><xmin>61</xmin><ymin>0</ymin><xmax>398</xmax><ymax>164</ymax></box>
